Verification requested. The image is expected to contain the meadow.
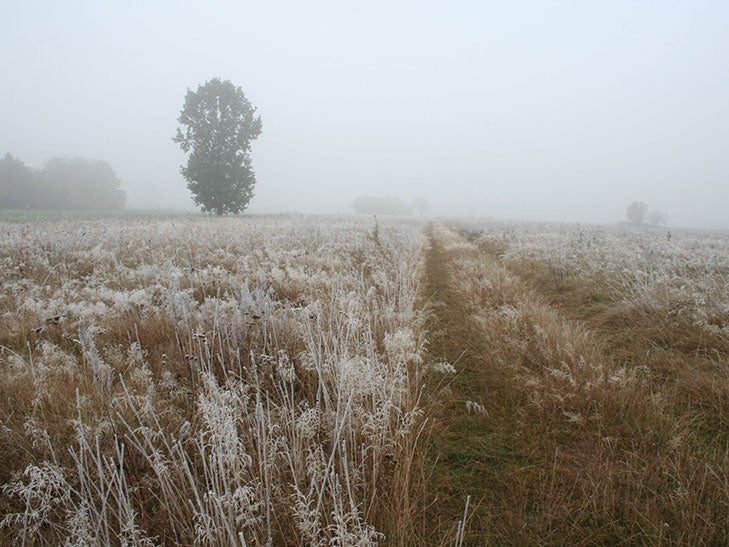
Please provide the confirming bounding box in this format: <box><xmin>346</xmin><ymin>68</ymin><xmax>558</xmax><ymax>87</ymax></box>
<box><xmin>429</xmin><ymin>220</ymin><xmax>729</xmax><ymax>544</ymax></box>
<box><xmin>1</xmin><ymin>214</ymin><xmax>728</xmax><ymax>545</ymax></box>
<box><xmin>0</xmin><ymin>215</ymin><xmax>428</xmax><ymax>545</ymax></box>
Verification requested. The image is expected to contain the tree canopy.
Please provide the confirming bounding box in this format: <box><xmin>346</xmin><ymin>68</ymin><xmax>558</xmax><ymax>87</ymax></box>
<box><xmin>0</xmin><ymin>153</ymin><xmax>34</xmax><ymax>209</ymax></box>
<box><xmin>174</xmin><ymin>78</ymin><xmax>262</xmax><ymax>215</ymax></box>
<box><xmin>626</xmin><ymin>201</ymin><xmax>648</xmax><ymax>224</ymax></box>
<box><xmin>647</xmin><ymin>209</ymin><xmax>668</xmax><ymax>226</ymax></box>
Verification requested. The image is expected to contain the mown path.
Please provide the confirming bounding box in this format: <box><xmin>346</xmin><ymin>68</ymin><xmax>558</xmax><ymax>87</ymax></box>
<box><xmin>420</xmin><ymin>221</ymin><xmax>615</xmax><ymax>544</ymax></box>
<box><xmin>421</xmin><ymin>222</ymin><xmax>527</xmax><ymax>544</ymax></box>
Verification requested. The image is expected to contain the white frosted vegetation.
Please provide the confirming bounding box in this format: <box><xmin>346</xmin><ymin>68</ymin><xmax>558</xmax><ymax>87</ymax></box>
<box><xmin>459</xmin><ymin>221</ymin><xmax>729</xmax><ymax>342</ymax></box>
<box><xmin>0</xmin><ymin>215</ymin><xmax>426</xmax><ymax>545</ymax></box>
<box><xmin>444</xmin><ymin>220</ymin><xmax>729</xmax><ymax>432</ymax></box>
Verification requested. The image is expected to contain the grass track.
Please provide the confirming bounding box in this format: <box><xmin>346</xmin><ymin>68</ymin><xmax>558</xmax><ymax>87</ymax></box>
<box><xmin>422</xmin><ymin>222</ymin><xmax>528</xmax><ymax>544</ymax></box>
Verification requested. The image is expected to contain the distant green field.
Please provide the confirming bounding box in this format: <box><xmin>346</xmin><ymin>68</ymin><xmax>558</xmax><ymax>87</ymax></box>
<box><xmin>0</xmin><ymin>209</ymin><xmax>197</xmax><ymax>221</ymax></box>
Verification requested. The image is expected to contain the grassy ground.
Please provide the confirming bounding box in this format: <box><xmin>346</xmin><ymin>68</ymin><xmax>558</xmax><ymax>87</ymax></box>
<box><xmin>2</xmin><ymin>214</ymin><xmax>727</xmax><ymax>544</ymax></box>
<box><xmin>421</xmin><ymin>222</ymin><xmax>729</xmax><ymax>545</ymax></box>
<box><xmin>0</xmin><ymin>209</ymin><xmax>195</xmax><ymax>221</ymax></box>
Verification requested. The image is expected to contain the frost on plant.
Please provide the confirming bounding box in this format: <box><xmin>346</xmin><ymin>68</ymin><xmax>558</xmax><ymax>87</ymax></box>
<box><xmin>0</xmin><ymin>214</ymin><xmax>427</xmax><ymax>545</ymax></box>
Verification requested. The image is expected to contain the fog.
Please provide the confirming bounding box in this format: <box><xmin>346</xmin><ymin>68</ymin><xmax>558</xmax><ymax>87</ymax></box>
<box><xmin>3</xmin><ymin>1</ymin><xmax>728</xmax><ymax>228</ymax></box>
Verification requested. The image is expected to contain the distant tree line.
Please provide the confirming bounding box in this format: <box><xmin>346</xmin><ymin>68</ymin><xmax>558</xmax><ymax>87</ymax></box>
<box><xmin>0</xmin><ymin>153</ymin><xmax>125</xmax><ymax>210</ymax></box>
<box><xmin>352</xmin><ymin>195</ymin><xmax>430</xmax><ymax>216</ymax></box>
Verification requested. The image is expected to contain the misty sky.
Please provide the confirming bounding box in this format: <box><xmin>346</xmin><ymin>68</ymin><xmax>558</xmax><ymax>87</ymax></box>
<box><xmin>2</xmin><ymin>1</ymin><xmax>728</xmax><ymax>228</ymax></box>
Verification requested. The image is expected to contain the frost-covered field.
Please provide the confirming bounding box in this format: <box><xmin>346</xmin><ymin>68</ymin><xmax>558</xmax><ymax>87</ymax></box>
<box><xmin>443</xmin><ymin>220</ymin><xmax>729</xmax><ymax>543</ymax></box>
<box><xmin>5</xmin><ymin>214</ymin><xmax>728</xmax><ymax>544</ymax></box>
<box><xmin>0</xmin><ymin>215</ymin><xmax>427</xmax><ymax>545</ymax></box>
<box><xmin>460</xmin><ymin>220</ymin><xmax>729</xmax><ymax>342</ymax></box>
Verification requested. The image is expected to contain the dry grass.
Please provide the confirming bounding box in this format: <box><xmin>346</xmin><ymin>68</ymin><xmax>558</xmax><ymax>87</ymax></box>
<box><xmin>0</xmin><ymin>214</ymin><xmax>429</xmax><ymax>545</ymax></box>
<box><xmin>4</xmin><ymin>214</ymin><xmax>727</xmax><ymax>545</ymax></box>
<box><xmin>423</xmin><ymin>221</ymin><xmax>729</xmax><ymax>545</ymax></box>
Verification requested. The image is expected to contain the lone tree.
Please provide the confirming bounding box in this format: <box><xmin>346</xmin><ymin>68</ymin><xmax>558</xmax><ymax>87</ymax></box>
<box><xmin>174</xmin><ymin>78</ymin><xmax>262</xmax><ymax>214</ymax></box>
<box><xmin>626</xmin><ymin>201</ymin><xmax>648</xmax><ymax>224</ymax></box>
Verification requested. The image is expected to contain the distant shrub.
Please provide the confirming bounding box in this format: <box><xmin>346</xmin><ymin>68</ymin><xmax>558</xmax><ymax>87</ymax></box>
<box><xmin>352</xmin><ymin>195</ymin><xmax>412</xmax><ymax>215</ymax></box>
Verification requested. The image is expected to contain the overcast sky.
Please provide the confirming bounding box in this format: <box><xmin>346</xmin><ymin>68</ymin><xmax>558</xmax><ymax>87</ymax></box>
<box><xmin>2</xmin><ymin>1</ymin><xmax>728</xmax><ymax>227</ymax></box>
